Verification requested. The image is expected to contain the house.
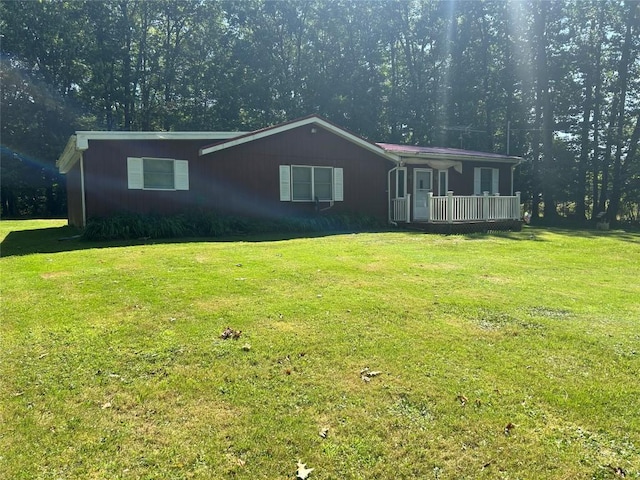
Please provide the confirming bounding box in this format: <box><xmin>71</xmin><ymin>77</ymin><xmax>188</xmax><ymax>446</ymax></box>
<box><xmin>56</xmin><ymin>115</ymin><xmax>522</xmax><ymax>231</ymax></box>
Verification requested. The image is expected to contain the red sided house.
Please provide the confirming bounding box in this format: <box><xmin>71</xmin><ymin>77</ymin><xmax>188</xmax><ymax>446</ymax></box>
<box><xmin>57</xmin><ymin>115</ymin><xmax>522</xmax><ymax>231</ymax></box>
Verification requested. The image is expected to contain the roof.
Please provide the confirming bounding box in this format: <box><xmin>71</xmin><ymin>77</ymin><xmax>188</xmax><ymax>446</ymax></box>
<box><xmin>199</xmin><ymin>115</ymin><xmax>397</xmax><ymax>161</ymax></box>
<box><xmin>376</xmin><ymin>143</ymin><xmax>522</xmax><ymax>164</ymax></box>
<box><xmin>57</xmin><ymin>130</ymin><xmax>246</xmax><ymax>173</ymax></box>
<box><xmin>56</xmin><ymin>119</ymin><xmax>522</xmax><ymax>175</ymax></box>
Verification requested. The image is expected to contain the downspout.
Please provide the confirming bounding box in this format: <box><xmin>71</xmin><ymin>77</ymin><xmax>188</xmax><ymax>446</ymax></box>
<box><xmin>80</xmin><ymin>153</ymin><xmax>87</xmax><ymax>228</ymax></box>
<box><xmin>388</xmin><ymin>167</ymin><xmax>397</xmax><ymax>226</ymax></box>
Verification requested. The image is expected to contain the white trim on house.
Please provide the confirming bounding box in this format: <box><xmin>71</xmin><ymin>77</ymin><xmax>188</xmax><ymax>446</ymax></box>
<box><xmin>127</xmin><ymin>157</ymin><xmax>144</xmax><ymax>189</ymax></box>
<box><xmin>73</xmin><ymin>130</ymin><xmax>244</xmax><ymax>146</ymax></box>
<box><xmin>333</xmin><ymin>167</ymin><xmax>344</xmax><ymax>202</ymax></box>
<box><xmin>174</xmin><ymin>160</ymin><xmax>189</xmax><ymax>190</ymax></box>
<box><xmin>199</xmin><ymin>116</ymin><xmax>399</xmax><ymax>162</ymax></box>
<box><xmin>57</xmin><ymin>131</ymin><xmax>245</xmax><ymax>174</ymax></box>
<box><xmin>377</xmin><ymin>143</ymin><xmax>522</xmax><ymax>167</ymax></box>
<box><xmin>397</xmin><ymin>154</ymin><xmax>518</xmax><ymax>165</ymax></box>
<box><xmin>279</xmin><ymin>165</ymin><xmax>292</xmax><ymax>201</ymax></box>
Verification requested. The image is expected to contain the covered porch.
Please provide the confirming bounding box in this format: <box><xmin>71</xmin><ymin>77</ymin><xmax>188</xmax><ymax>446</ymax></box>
<box><xmin>391</xmin><ymin>191</ymin><xmax>522</xmax><ymax>225</ymax></box>
<box><xmin>380</xmin><ymin>143</ymin><xmax>523</xmax><ymax>231</ymax></box>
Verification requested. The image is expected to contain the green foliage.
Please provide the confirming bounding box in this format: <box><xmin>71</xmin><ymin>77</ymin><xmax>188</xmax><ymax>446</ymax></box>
<box><xmin>1</xmin><ymin>220</ymin><xmax>639</xmax><ymax>479</ymax></box>
<box><xmin>1</xmin><ymin>0</ymin><xmax>639</xmax><ymax>221</ymax></box>
<box><xmin>82</xmin><ymin>212</ymin><xmax>386</xmax><ymax>241</ymax></box>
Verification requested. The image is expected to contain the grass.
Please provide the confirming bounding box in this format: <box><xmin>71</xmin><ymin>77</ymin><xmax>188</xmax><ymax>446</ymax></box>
<box><xmin>1</xmin><ymin>219</ymin><xmax>639</xmax><ymax>479</ymax></box>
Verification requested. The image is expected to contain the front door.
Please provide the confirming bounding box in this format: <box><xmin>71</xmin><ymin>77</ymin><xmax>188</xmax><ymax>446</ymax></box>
<box><xmin>413</xmin><ymin>168</ymin><xmax>433</xmax><ymax>220</ymax></box>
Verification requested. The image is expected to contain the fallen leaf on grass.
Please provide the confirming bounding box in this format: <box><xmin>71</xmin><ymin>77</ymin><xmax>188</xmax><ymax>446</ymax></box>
<box><xmin>220</xmin><ymin>327</ymin><xmax>242</xmax><ymax>340</ymax></box>
<box><xmin>319</xmin><ymin>427</ymin><xmax>329</xmax><ymax>439</ymax></box>
<box><xmin>456</xmin><ymin>395</ymin><xmax>468</xmax><ymax>407</ymax></box>
<box><xmin>296</xmin><ymin>461</ymin><xmax>314</xmax><ymax>479</ymax></box>
<box><xmin>101</xmin><ymin>402</ymin><xmax>112</xmax><ymax>410</ymax></box>
<box><xmin>225</xmin><ymin>453</ymin><xmax>246</xmax><ymax>468</ymax></box>
<box><xmin>241</xmin><ymin>344</ymin><xmax>251</xmax><ymax>351</ymax></box>
<box><xmin>504</xmin><ymin>422</ymin><xmax>515</xmax><ymax>435</ymax></box>
<box><xmin>360</xmin><ymin>367</ymin><xmax>382</xmax><ymax>382</ymax></box>
<box><xmin>605</xmin><ymin>465</ymin><xmax>626</xmax><ymax>477</ymax></box>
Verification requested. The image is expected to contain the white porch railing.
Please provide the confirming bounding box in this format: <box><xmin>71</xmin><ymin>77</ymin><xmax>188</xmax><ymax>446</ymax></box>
<box><xmin>391</xmin><ymin>191</ymin><xmax>521</xmax><ymax>223</ymax></box>
<box><xmin>391</xmin><ymin>194</ymin><xmax>411</xmax><ymax>223</ymax></box>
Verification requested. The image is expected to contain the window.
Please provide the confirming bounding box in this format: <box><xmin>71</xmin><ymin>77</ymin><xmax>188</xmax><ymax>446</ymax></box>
<box><xmin>127</xmin><ymin>157</ymin><xmax>189</xmax><ymax>190</ymax></box>
<box><xmin>438</xmin><ymin>170</ymin><xmax>448</xmax><ymax>195</ymax></box>
<box><xmin>279</xmin><ymin>165</ymin><xmax>343</xmax><ymax>202</ymax></box>
<box><xmin>474</xmin><ymin>167</ymin><xmax>499</xmax><ymax>195</ymax></box>
<box><xmin>397</xmin><ymin>168</ymin><xmax>407</xmax><ymax>198</ymax></box>
<box><xmin>480</xmin><ymin>168</ymin><xmax>492</xmax><ymax>193</ymax></box>
<box><xmin>313</xmin><ymin>167</ymin><xmax>333</xmax><ymax>201</ymax></box>
<box><xmin>292</xmin><ymin>166</ymin><xmax>333</xmax><ymax>201</ymax></box>
<box><xmin>292</xmin><ymin>166</ymin><xmax>313</xmax><ymax>200</ymax></box>
<box><xmin>414</xmin><ymin>169</ymin><xmax>432</xmax><ymax>193</ymax></box>
<box><xmin>144</xmin><ymin>158</ymin><xmax>174</xmax><ymax>189</ymax></box>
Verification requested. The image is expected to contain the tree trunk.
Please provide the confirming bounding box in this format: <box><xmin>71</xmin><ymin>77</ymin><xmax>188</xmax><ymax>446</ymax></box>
<box><xmin>607</xmin><ymin>2</ymin><xmax>637</xmax><ymax>222</ymax></box>
<box><xmin>120</xmin><ymin>1</ymin><xmax>133</xmax><ymax>131</ymax></box>
<box><xmin>590</xmin><ymin>7</ymin><xmax>604</xmax><ymax>220</ymax></box>
<box><xmin>534</xmin><ymin>2</ymin><xmax>558</xmax><ymax>219</ymax></box>
<box><xmin>478</xmin><ymin>10</ymin><xmax>494</xmax><ymax>152</ymax></box>
<box><xmin>576</xmin><ymin>14</ymin><xmax>599</xmax><ymax>221</ymax></box>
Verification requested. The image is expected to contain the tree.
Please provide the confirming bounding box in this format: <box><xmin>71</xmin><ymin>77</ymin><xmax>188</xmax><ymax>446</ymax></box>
<box><xmin>606</xmin><ymin>0</ymin><xmax>639</xmax><ymax>223</ymax></box>
<box><xmin>1</xmin><ymin>0</ymin><xmax>639</xmax><ymax>223</ymax></box>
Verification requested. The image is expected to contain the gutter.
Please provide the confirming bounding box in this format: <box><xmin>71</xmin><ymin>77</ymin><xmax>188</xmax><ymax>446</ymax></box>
<box><xmin>57</xmin><ymin>135</ymin><xmax>84</xmax><ymax>174</ymax></box>
<box><xmin>399</xmin><ymin>153</ymin><xmax>521</xmax><ymax>165</ymax></box>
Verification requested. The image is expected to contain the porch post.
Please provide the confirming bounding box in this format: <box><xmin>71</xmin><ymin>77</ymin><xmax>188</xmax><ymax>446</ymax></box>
<box><xmin>447</xmin><ymin>191</ymin><xmax>454</xmax><ymax>224</ymax></box>
<box><xmin>515</xmin><ymin>191</ymin><xmax>521</xmax><ymax>220</ymax></box>
<box><xmin>427</xmin><ymin>192</ymin><xmax>433</xmax><ymax>222</ymax></box>
<box><xmin>387</xmin><ymin>168</ymin><xmax>393</xmax><ymax>224</ymax></box>
<box><xmin>406</xmin><ymin>193</ymin><xmax>411</xmax><ymax>223</ymax></box>
<box><xmin>483</xmin><ymin>192</ymin><xmax>489</xmax><ymax>221</ymax></box>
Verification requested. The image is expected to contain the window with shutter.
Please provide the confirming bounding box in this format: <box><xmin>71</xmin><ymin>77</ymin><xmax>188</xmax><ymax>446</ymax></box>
<box><xmin>474</xmin><ymin>167</ymin><xmax>500</xmax><ymax>195</ymax></box>
<box><xmin>280</xmin><ymin>165</ymin><xmax>343</xmax><ymax>202</ymax></box>
<box><xmin>127</xmin><ymin>157</ymin><xmax>189</xmax><ymax>191</ymax></box>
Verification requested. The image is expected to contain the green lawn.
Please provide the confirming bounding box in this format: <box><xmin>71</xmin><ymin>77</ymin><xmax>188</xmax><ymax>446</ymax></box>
<box><xmin>1</xmin><ymin>220</ymin><xmax>639</xmax><ymax>479</ymax></box>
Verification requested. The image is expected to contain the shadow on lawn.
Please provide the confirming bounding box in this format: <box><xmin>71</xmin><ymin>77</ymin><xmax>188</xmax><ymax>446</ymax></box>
<box><xmin>532</xmin><ymin>226</ymin><xmax>639</xmax><ymax>243</ymax></box>
<box><xmin>462</xmin><ymin>225</ymin><xmax>639</xmax><ymax>243</ymax></box>
<box><xmin>0</xmin><ymin>225</ymin><xmax>362</xmax><ymax>258</ymax></box>
<box><xmin>2</xmin><ymin>224</ymin><xmax>637</xmax><ymax>258</ymax></box>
